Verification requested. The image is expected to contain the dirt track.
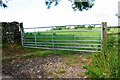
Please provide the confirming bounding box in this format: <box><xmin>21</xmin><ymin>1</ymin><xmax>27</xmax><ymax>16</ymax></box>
<box><xmin>2</xmin><ymin>55</ymin><xmax>88</xmax><ymax>79</ymax></box>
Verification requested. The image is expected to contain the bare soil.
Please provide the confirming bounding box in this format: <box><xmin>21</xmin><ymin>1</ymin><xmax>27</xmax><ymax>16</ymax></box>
<box><xmin>2</xmin><ymin>44</ymin><xmax>91</xmax><ymax>79</ymax></box>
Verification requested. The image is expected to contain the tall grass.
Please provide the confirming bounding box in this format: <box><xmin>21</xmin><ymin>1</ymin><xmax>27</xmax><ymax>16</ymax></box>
<box><xmin>83</xmin><ymin>35</ymin><xmax>119</xmax><ymax>78</ymax></box>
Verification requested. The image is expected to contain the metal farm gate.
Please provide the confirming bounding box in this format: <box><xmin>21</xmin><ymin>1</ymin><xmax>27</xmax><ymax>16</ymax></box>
<box><xmin>20</xmin><ymin>24</ymin><xmax>103</xmax><ymax>52</ymax></box>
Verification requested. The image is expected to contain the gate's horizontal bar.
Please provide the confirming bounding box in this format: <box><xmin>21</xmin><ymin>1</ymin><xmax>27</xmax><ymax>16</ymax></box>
<box><xmin>24</xmin><ymin>36</ymin><xmax>34</xmax><ymax>37</ymax></box>
<box><xmin>24</xmin><ymin>36</ymin><xmax>100</xmax><ymax>39</ymax></box>
<box><xmin>76</xmin><ymin>36</ymin><xmax>100</xmax><ymax>38</ymax></box>
<box><xmin>54</xmin><ymin>43</ymin><xmax>101</xmax><ymax>46</ymax></box>
<box><xmin>79</xmin><ymin>44</ymin><xmax>101</xmax><ymax>46</ymax></box>
<box><xmin>23</xmin><ymin>41</ymin><xmax>101</xmax><ymax>45</ymax></box>
<box><xmin>75</xmin><ymin>46</ymin><xmax>101</xmax><ymax>49</ymax></box>
<box><xmin>23</xmin><ymin>44</ymin><xmax>35</xmax><ymax>46</ymax></box>
<box><xmin>52</xmin><ymin>46</ymin><xmax>101</xmax><ymax>49</ymax></box>
<box><xmin>52</xmin><ymin>30</ymin><xmax>101</xmax><ymax>32</ymax></box>
<box><xmin>23</xmin><ymin>24</ymin><xmax>101</xmax><ymax>29</ymax></box>
<box><xmin>24</xmin><ymin>44</ymin><xmax>53</xmax><ymax>47</ymax></box>
<box><xmin>76</xmin><ymin>40</ymin><xmax>101</xmax><ymax>42</ymax></box>
<box><xmin>53</xmin><ymin>36</ymin><xmax>100</xmax><ymax>38</ymax></box>
<box><xmin>24</xmin><ymin>42</ymin><xmax>52</xmax><ymax>44</ymax></box>
<box><xmin>24</xmin><ymin>36</ymin><xmax>52</xmax><ymax>38</ymax></box>
<box><xmin>37</xmin><ymin>45</ymin><xmax>52</xmax><ymax>47</ymax></box>
<box><xmin>23</xmin><ymin>39</ymin><xmax>101</xmax><ymax>42</ymax></box>
<box><xmin>24</xmin><ymin>42</ymin><xmax>35</xmax><ymax>44</ymax></box>
<box><xmin>36</xmin><ymin>36</ymin><xmax>52</xmax><ymax>38</ymax></box>
<box><xmin>36</xmin><ymin>36</ymin><xmax>73</xmax><ymax>38</ymax></box>
<box><xmin>23</xmin><ymin>46</ymin><xmax>101</xmax><ymax>52</ymax></box>
<box><xmin>50</xmin><ymin>40</ymin><xmax>101</xmax><ymax>42</ymax></box>
<box><xmin>53</xmin><ymin>42</ymin><xmax>100</xmax><ymax>45</ymax></box>
<box><xmin>24</xmin><ymin>42</ymin><xmax>101</xmax><ymax>45</ymax></box>
<box><xmin>51</xmin><ymin>40</ymin><xmax>101</xmax><ymax>42</ymax></box>
<box><xmin>23</xmin><ymin>44</ymin><xmax>101</xmax><ymax>49</ymax></box>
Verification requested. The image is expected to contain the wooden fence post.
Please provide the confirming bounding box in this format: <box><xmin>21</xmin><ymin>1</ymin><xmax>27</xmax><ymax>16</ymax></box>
<box><xmin>20</xmin><ymin>22</ymin><xmax>24</xmax><ymax>46</ymax></box>
<box><xmin>20</xmin><ymin>22</ymin><xmax>24</xmax><ymax>31</ymax></box>
<box><xmin>0</xmin><ymin>22</ymin><xmax>1</xmax><ymax>80</ymax></box>
<box><xmin>0</xmin><ymin>22</ymin><xmax>2</xmax><ymax>45</ymax></box>
<box><xmin>102</xmin><ymin>22</ymin><xmax>107</xmax><ymax>49</ymax></box>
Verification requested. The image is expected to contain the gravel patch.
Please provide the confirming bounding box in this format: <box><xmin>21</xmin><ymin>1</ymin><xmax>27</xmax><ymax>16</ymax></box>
<box><xmin>2</xmin><ymin>55</ymin><xmax>87</xmax><ymax>79</ymax></box>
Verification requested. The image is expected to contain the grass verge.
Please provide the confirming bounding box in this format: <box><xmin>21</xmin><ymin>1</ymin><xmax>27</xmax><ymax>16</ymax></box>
<box><xmin>83</xmin><ymin>35</ymin><xmax>119</xmax><ymax>78</ymax></box>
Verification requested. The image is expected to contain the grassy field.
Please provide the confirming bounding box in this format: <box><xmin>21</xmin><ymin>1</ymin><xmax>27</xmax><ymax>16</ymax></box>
<box><xmin>23</xmin><ymin>27</ymin><xmax>102</xmax><ymax>52</ymax></box>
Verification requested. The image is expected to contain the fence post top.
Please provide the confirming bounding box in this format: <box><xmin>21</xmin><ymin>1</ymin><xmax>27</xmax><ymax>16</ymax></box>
<box><xmin>102</xmin><ymin>22</ymin><xmax>107</xmax><ymax>24</ymax></box>
<box><xmin>102</xmin><ymin>22</ymin><xmax>107</xmax><ymax>28</ymax></box>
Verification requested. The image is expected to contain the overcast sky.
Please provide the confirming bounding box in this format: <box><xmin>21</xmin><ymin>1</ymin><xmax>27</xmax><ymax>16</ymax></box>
<box><xmin>0</xmin><ymin>0</ymin><xmax>119</xmax><ymax>27</ymax></box>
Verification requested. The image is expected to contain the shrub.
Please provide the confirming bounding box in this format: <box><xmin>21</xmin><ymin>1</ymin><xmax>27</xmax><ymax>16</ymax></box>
<box><xmin>58</xmin><ymin>27</ymin><xmax>62</xmax><ymax>30</ymax></box>
<box><xmin>80</xmin><ymin>25</ymin><xmax>85</xmax><ymax>28</ymax></box>
<box><xmin>88</xmin><ymin>26</ymin><xmax>94</xmax><ymax>30</ymax></box>
<box><xmin>107</xmin><ymin>28</ymin><xmax>110</xmax><ymax>31</ymax></box>
<box><xmin>37</xmin><ymin>32</ymin><xmax>41</xmax><ymax>35</ymax></box>
<box><xmin>74</xmin><ymin>25</ymin><xmax>85</xmax><ymax>29</ymax></box>
<box><xmin>75</xmin><ymin>27</ymin><xmax>78</xmax><ymax>29</ymax></box>
<box><xmin>53</xmin><ymin>33</ymin><xmax>56</xmax><ymax>35</ymax></box>
<box><xmin>53</xmin><ymin>27</ymin><xmax>63</xmax><ymax>30</ymax></box>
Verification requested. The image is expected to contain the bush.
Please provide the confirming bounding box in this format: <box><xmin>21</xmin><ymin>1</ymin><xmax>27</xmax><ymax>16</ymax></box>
<box><xmin>58</xmin><ymin>27</ymin><xmax>62</xmax><ymax>30</ymax></box>
<box><xmin>75</xmin><ymin>27</ymin><xmax>78</xmax><ymax>29</ymax></box>
<box><xmin>88</xmin><ymin>26</ymin><xmax>94</xmax><ymax>30</ymax></box>
<box><xmin>53</xmin><ymin>33</ymin><xmax>56</xmax><ymax>35</ymax></box>
<box><xmin>37</xmin><ymin>32</ymin><xmax>41</xmax><ymax>35</ymax></box>
<box><xmin>74</xmin><ymin>25</ymin><xmax>85</xmax><ymax>29</ymax></box>
<box><xmin>53</xmin><ymin>26</ymin><xmax>63</xmax><ymax>30</ymax></box>
<box><xmin>107</xmin><ymin>28</ymin><xmax>110</xmax><ymax>31</ymax></box>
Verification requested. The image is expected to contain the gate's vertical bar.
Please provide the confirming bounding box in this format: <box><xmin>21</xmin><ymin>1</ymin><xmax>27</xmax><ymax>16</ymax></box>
<box><xmin>118</xmin><ymin>1</ymin><xmax>120</xmax><ymax>26</ymax></box>
<box><xmin>34</xmin><ymin>28</ymin><xmax>37</xmax><ymax>47</ymax></box>
<box><xmin>74</xmin><ymin>25</ymin><xmax>76</xmax><ymax>49</ymax></box>
<box><xmin>20</xmin><ymin>23</ymin><xmax>24</xmax><ymax>47</ymax></box>
<box><xmin>52</xmin><ymin>27</ymin><xmax>54</xmax><ymax>49</ymax></box>
<box><xmin>100</xmin><ymin>23</ymin><xmax>103</xmax><ymax>51</ymax></box>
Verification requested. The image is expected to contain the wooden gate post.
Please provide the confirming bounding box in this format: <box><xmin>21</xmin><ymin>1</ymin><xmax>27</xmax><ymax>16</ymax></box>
<box><xmin>20</xmin><ymin>22</ymin><xmax>24</xmax><ymax>46</ymax></box>
<box><xmin>0</xmin><ymin>22</ymin><xmax>2</xmax><ymax>45</ymax></box>
<box><xmin>20</xmin><ymin>22</ymin><xmax>24</xmax><ymax>31</ymax></box>
<box><xmin>102</xmin><ymin>22</ymin><xmax>107</xmax><ymax>49</ymax></box>
<box><xmin>0</xmin><ymin>22</ymin><xmax>1</xmax><ymax>80</ymax></box>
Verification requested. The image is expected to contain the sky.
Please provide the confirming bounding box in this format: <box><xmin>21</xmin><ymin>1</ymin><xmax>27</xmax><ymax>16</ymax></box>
<box><xmin>0</xmin><ymin>0</ymin><xmax>120</xmax><ymax>28</ymax></box>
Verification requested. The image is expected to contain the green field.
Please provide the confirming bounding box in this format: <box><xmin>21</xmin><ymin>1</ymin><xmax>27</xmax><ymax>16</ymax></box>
<box><xmin>23</xmin><ymin>27</ymin><xmax>102</xmax><ymax>52</ymax></box>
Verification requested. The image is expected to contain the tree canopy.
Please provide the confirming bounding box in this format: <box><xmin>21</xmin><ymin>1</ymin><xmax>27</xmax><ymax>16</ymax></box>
<box><xmin>0</xmin><ymin>0</ymin><xmax>95</xmax><ymax>11</ymax></box>
<box><xmin>0</xmin><ymin>0</ymin><xmax>8</xmax><ymax>8</ymax></box>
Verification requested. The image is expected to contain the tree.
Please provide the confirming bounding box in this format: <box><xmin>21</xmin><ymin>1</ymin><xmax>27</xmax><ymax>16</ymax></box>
<box><xmin>0</xmin><ymin>0</ymin><xmax>8</xmax><ymax>8</ymax></box>
<box><xmin>0</xmin><ymin>0</ymin><xmax>95</xmax><ymax>11</ymax></box>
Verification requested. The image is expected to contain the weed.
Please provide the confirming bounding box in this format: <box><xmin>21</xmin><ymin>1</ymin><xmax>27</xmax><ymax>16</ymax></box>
<box><xmin>59</xmin><ymin>69</ymin><xmax>66</xmax><ymax>74</ymax></box>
